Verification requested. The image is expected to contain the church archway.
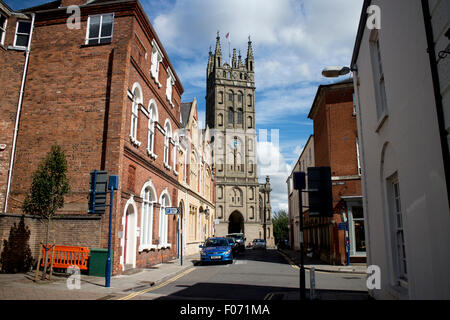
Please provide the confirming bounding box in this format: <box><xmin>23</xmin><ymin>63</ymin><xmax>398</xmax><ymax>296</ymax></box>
<box><xmin>228</xmin><ymin>211</ymin><xmax>244</xmax><ymax>234</ymax></box>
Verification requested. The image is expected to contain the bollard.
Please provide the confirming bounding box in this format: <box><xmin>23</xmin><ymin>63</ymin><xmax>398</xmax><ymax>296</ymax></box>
<box><xmin>310</xmin><ymin>267</ymin><xmax>316</xmax><ymax>300</ymax></box>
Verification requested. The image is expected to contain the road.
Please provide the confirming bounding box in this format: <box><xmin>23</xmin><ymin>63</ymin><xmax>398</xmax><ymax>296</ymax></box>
<box><xmin>121</xmin><ymin>249</ymin><xmax>368</xmax><ymax>300</ymax></box>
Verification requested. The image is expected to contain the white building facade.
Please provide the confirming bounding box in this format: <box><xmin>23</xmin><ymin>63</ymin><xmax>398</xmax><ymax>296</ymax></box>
<box><xmin>352</xmin><ymin>0</ymin><xmax>450</xmax><ymax>299</ymax></box>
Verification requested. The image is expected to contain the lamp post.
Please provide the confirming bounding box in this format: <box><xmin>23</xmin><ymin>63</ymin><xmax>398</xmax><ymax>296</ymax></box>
<box><xmin>321</xmin><ymin>66</ymin><xmax>356</xmax><ymax>78</ymax></box>
<box><xmin>259</xmin><ymin>176</ymin><xmax>272</xmax><ymax>244</ymax></box>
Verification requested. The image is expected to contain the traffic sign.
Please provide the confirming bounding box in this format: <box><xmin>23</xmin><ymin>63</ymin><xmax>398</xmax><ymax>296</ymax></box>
<box><xmin>165</xmin><ymin>207</ymin><xmax>179</xmax><ymax>215</ymax></box>
<box><xmin>338</xmin><ymin>222</ymin><xmax>348</xmax><ymax>230</ymax></box>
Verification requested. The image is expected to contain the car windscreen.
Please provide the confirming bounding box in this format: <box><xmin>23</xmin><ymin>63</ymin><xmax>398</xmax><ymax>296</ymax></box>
<box><xmin>226</xmin><ymin>238</ymin><xmax>235</xmax><ymax>244</ymax></box>
<box><xmin>205</xmin><ymin>239</ymin><xmax>229</xmax><ymax>247</ymax></box>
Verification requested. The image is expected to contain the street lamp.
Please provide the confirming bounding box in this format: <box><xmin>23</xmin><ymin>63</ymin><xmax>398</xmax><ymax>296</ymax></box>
<box><xmin>259</xmin><ymin>176</ymin><xmax>272</xmax><ymax>244</ymax></box>
<box><xmin>321</xmin><ymin>66</ymin><xmax>356</xmax><ymax>78</ymax></box>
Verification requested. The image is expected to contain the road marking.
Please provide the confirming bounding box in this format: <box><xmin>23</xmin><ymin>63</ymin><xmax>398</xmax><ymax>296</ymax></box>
<box><xmin>264</xmin><ymin>292</ymin><xmax>274</xmax><ymax>300</ymax></box>
<box><xmin>117</xmin><ymin>267</ymin><xmax>196</xmax><ymax>300</ymax></box>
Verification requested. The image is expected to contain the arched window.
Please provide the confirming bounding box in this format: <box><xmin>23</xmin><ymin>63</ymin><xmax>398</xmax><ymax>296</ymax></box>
<box><xmin>147</xmin><ymin>100</ymin><xmax>158</xmax><ymax>156</ymax></box>
<box><xmin>164</xmin><ymin>120</ymin><xmax>172</xmax><ymax>167</ymax></box>
<box><xmin>228</xmin><ymin>108</ymin><xmax>234</xmax><ymax>124</ymax></box>
<box><xmin>130</xmin><ymin>83</ymin><xmax>142</xmax><ymax>142</ymax></box>
<box><xmin>173</xmin><ymin>133</ymin><xmax>179</xmax><ymax>174</ymax></box>
<box><xmin>140</xmin><ymin>182</ymin><xmax>157</xmax><ymax>249</ymax></box>
<box><xmin>237</xmin><ymin>108</ymin><xmax>243</xmax><ymax>125</ymax></box>
<box><xmin>247</xmin><ymin>94</ymin><xmax>252</xmax><ymax>108</ymax></box>
<box><xmin>238</xmin><ymin>92</ymin><xmax>243</xmax><ymax>105</ymax></box>
<box><xmin>159</xmin><ymin>191</ymin><xmax>171</xmax><ymax>247</ymax></box>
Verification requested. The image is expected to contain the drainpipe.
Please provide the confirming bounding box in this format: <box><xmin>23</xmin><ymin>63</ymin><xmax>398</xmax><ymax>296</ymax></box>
<box><xmin>4</xmin><ymin>13</ymin><xmax>36</xmax><ymax>213</ymax></box>
<box><xmin>421</xmin><ymin>0</ymin><xmax>450</xmax><ymax>206</ymax></box>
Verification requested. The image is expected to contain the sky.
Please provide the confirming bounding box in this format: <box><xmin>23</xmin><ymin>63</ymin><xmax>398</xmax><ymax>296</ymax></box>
<box><xmin>6</xmin><ymin>0</ymin><xmax>363</xmax><ymax>213</ymax></box>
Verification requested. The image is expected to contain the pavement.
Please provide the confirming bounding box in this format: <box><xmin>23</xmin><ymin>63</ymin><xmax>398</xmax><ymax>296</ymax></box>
<box><xmin>278</xmin><ymin>248</ymin><xmax>367</xmax><ymax>274</ymax></box>
<box><xmin>0</xmin><ymin>253</ymin><xmax>199</xmax><ymax>300</ymax></box>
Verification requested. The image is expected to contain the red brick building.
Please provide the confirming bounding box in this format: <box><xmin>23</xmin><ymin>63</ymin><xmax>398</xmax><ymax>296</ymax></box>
<box><xmin>0</xmin><ymin>0</ymin><xmax>187</xmax><ymax>274</ymax></box>
<box><xmin>306</xmin><ymin>78</ymin><xmax>366</xmax><ymax>265</ymax></box>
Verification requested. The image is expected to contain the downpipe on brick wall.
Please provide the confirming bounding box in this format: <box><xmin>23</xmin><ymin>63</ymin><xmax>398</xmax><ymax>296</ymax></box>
<box><xmin>3</xmin><ymin>13</ymin><xmax>35</xmax><ymax>213</ymax></box>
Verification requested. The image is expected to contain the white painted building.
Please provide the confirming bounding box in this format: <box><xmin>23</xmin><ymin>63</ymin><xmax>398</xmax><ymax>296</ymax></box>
<box><xmin>287</xmin><ymin>135</ymin><xmax>314</xmax><ymax>251</ymax></box>
<box><xmin>351</xmin><ymin>0</ymin><xmax>450</xmax><ymax>299</ymax></box>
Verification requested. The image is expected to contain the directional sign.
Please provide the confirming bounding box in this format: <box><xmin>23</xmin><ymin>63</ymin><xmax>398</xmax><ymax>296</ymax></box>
<box><xmin>165</xmin><ymin>207</ymin><xmax>180</xmax><ymax>215</ymax></box>
<box><xmin>338</xmin><ymin>222</ymin><xmax>348</xmax><ymax>230</ymax></box>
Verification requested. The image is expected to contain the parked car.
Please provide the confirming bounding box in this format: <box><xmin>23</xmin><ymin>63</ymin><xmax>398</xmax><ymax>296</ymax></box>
<box><xmin>277</xmin><ymin>239</ymin><xmax>290</xmax><ymax>249</ymax></box>
<box><xmin>225</xmin><ymin>237</ymin><xmax>239</xmax><ymax>256</ymax></box>
<box><xmin>226</xmin><ymin>233</ymin><xmax>246</xmax><ymax>252</ymax></box>
<box><xmin>199</xmin><ymin>237</ymin><xmax>233</xmax><ymax>264</ymax></box>
<box><xmin>252</xmin><ymin>239</ymin><xmax>266</xmax><ymax>250</ymax></box>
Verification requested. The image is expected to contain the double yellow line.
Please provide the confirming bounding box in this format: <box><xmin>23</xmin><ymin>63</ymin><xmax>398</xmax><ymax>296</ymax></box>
<box><xmin>117</xmin><ymin>267</ymin><xmax>196</xmax><ymax>300</ymax></box>
<box><xmin>278</xmin><ymin>251</ymin><xmax>299</xmax><ymax>270</ymax></box>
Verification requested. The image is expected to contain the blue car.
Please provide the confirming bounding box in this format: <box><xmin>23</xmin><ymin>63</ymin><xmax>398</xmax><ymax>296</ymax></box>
<box><xmin>199</xmin><ymin>237</ymin><xmax>233</xmax><ymax>264</ymax></box>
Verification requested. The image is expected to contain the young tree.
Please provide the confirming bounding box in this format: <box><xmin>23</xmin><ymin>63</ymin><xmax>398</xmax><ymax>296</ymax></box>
<box><xmin>22</xmin><ymin>145</ymin><xmax>70</xmax><ymax>279</ymax></box>
<box><xmin>272</xmin><ymin>209</ymin><xmax>289</xmax><ymax>244</ymax></box>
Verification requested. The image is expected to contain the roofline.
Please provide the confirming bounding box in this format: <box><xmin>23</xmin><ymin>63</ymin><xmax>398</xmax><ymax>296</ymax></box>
<box><xmin>16</xmin><ymin>0</ymin><xmax>184</xmax><ymax>93</ymax></box>
<box><xmin>307</xmin><ymin>78</ymin><xmax>353</xmax><ymax>119</ymax></box>
<box><xmin>288</xmin><ymin>134</ymin><xmax>314</xmax><ymax>179</ymax></box>
<box><xmin>0</xmin><ymin>0</ymin><xmax>13</xmax><ymax>13</ymax></box>
<box><xmin>350</xmin><ymin>0</ymin><xmax>372</xmax><ymax>69</ymax></box>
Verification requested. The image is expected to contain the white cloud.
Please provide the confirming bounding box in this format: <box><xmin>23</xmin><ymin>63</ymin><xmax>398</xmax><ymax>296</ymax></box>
<box><xmin>144</xmin><ymin>0</ymin><xmax>363</xmax><ymax>213</ymax></box>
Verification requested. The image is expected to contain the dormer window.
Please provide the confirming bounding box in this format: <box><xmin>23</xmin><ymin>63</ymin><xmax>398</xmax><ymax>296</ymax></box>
<box><xmin>150</xmin><ymin>39</ymin><xmax>164</xmax><ymax>87</ymax></box>
<box><xmin>86</xmin><ymin>13</ymin><xmax>114</xmax><ymax>45</ymax></box>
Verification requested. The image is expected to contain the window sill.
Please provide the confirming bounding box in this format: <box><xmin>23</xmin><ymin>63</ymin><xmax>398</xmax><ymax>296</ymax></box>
<box><xmin>138</xmin><ymin>244</ymin><xmax>157</xmax><ymax>252</ymax></box>
<box><xmin>150</xmin><ymin>72</ymin><xmax>162</xmax><ymax>88</ymax></box>
<box><xmin>157</xmin><ymin>243</ymin><xmax>171</xmax><ymax>250</ymax></box>
<box><xmin>147</xmin><ymin>149</ymin><xmax>158</xmax><ymax>159</ymax></box>
<box><xmin>375</xmin><ymin>112</ymin><xmax>388</xmax><ymax>133</ymax></box>
<box><xmin>81</xmin><ymin>41</ymin><xmax>112</xmax><ymax>48</ymax></box>
<box><xmin>130</xmin><ymin>135</ymin><xmax>141</xmax><ymax>147</ymax></box>
<box><xmin>167</xmin><ymin>98</ymin><xmax>175</xmax><ymax>108</ymax></box>
<box><xmin>8</xmin><ymin>45</ymin><xmax>26</xmax><ymax>51</ymax></box>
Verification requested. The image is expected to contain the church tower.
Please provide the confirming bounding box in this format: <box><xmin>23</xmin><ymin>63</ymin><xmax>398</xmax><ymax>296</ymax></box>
<box><xmin>206</xmin><ymin>33</ymin><xmax>274</xmax><ymax>246</ymax></box>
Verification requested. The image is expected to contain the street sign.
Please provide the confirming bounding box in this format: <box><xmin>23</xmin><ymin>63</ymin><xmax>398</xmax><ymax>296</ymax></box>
<box><xmin>338</xmin><ymin>222</ymin><xmax>348</xmax><ymax>230</ymax></box>
<box><xmin>165</xmin><ymin>207</ymin><xmax>179</xmax><ymax>215</ymax></box>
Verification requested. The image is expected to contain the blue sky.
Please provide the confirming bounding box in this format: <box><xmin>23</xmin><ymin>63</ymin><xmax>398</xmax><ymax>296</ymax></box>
<box><xmin>6</xmin><ymin>0</ymin><xmax>363</xmax><ymax>212</ymax></box>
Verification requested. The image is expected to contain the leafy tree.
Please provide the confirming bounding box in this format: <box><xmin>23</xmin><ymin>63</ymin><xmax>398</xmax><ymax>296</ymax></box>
<box><xmin>22</xmin><ymin>145</ymin><xmax>70</xmax><ymax>279</ymax></box>
<box><xmin>272</xmin><ymin>209</ymin><xmax>289</xmax><ymax>244</ymax></box>
<box><xmin>0</xmin><ymin>215</ymin><xmax>33</xmax><ymax>273</ymax></box>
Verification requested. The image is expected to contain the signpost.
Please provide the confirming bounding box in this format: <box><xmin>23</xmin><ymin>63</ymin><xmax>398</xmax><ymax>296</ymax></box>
<box><xmin>165</xmin><ymin>207</ymin><xmax>183</xmax><ymax>266</ymax></box>
<box><xmin>105</xmin><ymin>175</ymin><xmax>118</xmax><ymax>288</ymax></box>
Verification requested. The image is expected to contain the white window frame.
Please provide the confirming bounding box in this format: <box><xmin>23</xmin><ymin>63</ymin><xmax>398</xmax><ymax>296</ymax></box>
<box><xmin>150</xmin><ymin>39</ymin><xmax>163</xmax><ymax>87</ymax></box>
<box><xmin>147</xmin><ymin>100</ymin><xmax>158</xmax><ymax>159</ymax></box>
<box><xmin>369</xmin><ymin>31</ymin><xmax>388</xmax><ymax>124</ymax></box>
<box><xmin>129</xmin><ymin>83</ymin><xmax>142</xmax><ymax>147</ymax></box>
<box><xmin>173</xmin><ymin>133</ymin><xmax>179</xmax><ymax>175</ymax></box>
<box><xmin>13</xmin><ymin>20</ymin><xmax>31</xmax><ymax>49</ymax></box>
<box><xmin>166</xmin><ymin>67</ymin><xmax>175</xmax><ymax>108</ymax></box>
<box><xmin>158</xmin><ymin>191</ymin><xmax>171</xmax><ymax>248</ymax></box>
<box><xmin>85</xmin><ymin>13</ymin><xmax>114</xmax><ymax>45</ymax></box>
<box><xmin>356</xmin><ymin>137</ymin><xmax>362</xmax><ymax>176</ymax></box>
<box><xmin>163</xmin><ymin>120</ymin><xmax>172</xmax><ymax>169</ymax></box>
<box><xmin>0</xmin><ymin>13</ymin><xmax>7</xmax><ymax>46</ymax></box>
<box><xmin>388</xmin><ymin>174</ymin><xmax>408</xmax><ymax>288</ymax></box>
<box><xmin>139</xmin><ymin>182</ymin><xmax>157</xmax><ymax>251</ymax></box>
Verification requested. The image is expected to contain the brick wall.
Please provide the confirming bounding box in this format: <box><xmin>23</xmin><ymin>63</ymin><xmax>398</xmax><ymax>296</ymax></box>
<box><xmin>0</xmin><ymin>213</ymin><xmax>102</xmax><ymax>263</ymax></box>
<box><xmin>0</xmin><ymin>14</ymin><xmax>27</xmax><ymax>211</ymax></box>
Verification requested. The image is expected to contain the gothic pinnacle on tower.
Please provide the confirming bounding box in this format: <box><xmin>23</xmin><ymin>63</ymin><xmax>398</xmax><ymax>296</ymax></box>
<box><xmin>215</xmin><ymin>31</ymin><xmax>222</xmax><ymax>67</ymax></box>
<box><xmin>207</xmin><ymin>46</ymin><xmax>214</xmax><ymax>76</ymax></box>
<box><xmin>246</xmin><ymin>35</ymin><xmax>254</xmax><ymax>72</ymax></box>
<box><xmin>232</xmin><ymin>48</ymin><xmax>237</xmax><ymax>68</ymax></box>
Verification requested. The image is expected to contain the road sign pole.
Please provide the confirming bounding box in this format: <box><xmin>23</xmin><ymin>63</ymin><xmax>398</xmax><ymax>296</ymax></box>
<box><xmin>180</xmin><ymin>205</ymin><xmax>183</xmax><ymax>266</ymax></box>
<box><xmin>299</xmin><ymin>192</ymin><xmax>306</xmax><ymax>300</ymax></box>
<box><xmin>105</xmin><ymin>185</ymin><xmax>113</xmax><ymax>288</ymax></box>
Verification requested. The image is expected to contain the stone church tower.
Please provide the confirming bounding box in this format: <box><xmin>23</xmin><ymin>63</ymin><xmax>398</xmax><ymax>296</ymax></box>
<box><xmin>206</xmin><ymin>32</ymin><xmax>274</xmax><ymax>247</ymax></box>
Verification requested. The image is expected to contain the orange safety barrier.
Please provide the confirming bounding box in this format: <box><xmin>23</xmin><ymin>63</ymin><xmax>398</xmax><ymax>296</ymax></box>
<box><xmin>41</xmin><ymin>245</ymin><xmax>90</xmax><ymax>270</ymax></box>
